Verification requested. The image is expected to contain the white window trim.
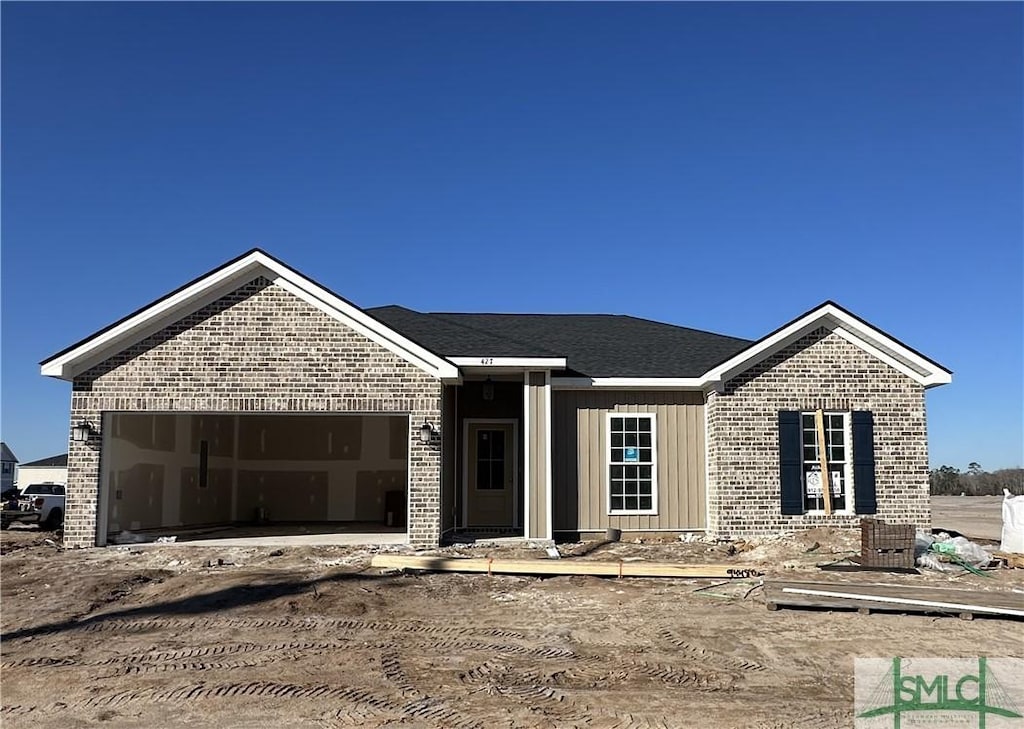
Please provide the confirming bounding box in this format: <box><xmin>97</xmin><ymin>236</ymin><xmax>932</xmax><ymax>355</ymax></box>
<box><xmin>801</xmin><ymin>411</ymin><xmax>854</xmax><ymax>516</ymax></box>
<box><xmin>605</xmin><ymin>412</ymin><xmax>658</xmax><ymax>516</ymax></box>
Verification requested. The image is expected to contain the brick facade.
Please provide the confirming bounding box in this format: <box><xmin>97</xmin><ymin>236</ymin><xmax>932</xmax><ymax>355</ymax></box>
<box><xmin>64</xmin><ymin>277</ymin><xmax>442</xmax><ymax>549</ymax></box>
<box><xmin>705</xmin><ymin>327</ymin><xmax>930</xmax><ymax>538</ymax></box>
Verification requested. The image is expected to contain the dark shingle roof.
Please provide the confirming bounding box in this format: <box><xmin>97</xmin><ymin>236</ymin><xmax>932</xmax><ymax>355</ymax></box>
<box><xmin>19</xmin><ymin>453</ymin><xmax>68</xmax><ymax>468</ymax></box>
<box><xmin>0</xmin><ymin>442</ymin><xmax>17</xmax><ymax>463</ymax></box>
<box><xmin>367</xmin><ymin>306</ymin><xmax>752</xmax><ymax>378</ymax></box>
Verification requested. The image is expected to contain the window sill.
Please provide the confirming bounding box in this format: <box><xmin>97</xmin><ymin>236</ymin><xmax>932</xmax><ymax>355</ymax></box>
<box><xmin>803</xmin><ymin>510</ymin><xmax>855</xmax><ymax>517</ymax></box>
<box><xmin>608</xmin><ymin>510</ymin><xmax>658</xmax><ymax>517</ymax></box>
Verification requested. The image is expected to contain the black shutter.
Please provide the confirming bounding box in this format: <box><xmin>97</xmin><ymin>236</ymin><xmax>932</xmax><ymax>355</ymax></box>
<box><xmin>778</xmin><ymin>411</ymin><xmax>804</xmax><ymax>515</ymax></box>
<box><xmin>852</xmin><ymin>411</ymin><xmax>877</xmax><ymax>514</ymax></box>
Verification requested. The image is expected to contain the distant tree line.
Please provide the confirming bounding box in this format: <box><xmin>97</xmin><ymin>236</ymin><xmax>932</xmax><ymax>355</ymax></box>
<box><xmin>929</xmin><ymin>463</ymin><xmax>1024</xmax><ymax>496</ymax></box>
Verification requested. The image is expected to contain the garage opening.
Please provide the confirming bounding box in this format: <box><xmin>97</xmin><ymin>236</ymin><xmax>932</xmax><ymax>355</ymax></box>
<box><xmin>100</xmin><ymin>413</ymin><xmax>409</xmax><ymax>545</ymax></box>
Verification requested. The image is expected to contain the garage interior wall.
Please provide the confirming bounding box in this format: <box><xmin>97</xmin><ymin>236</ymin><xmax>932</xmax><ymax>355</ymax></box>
<box><xmin>104</xmin><ymin>413</ymin><xmax>408</xmax><ymax>532</ymax></box>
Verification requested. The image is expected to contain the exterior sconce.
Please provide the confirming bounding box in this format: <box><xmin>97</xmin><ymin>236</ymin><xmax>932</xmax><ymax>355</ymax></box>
<box><xmin>419</xmin><ymin>421</ymin><xmax>435</xmax><ymax>444</ymax></box>
<box><xmin>482</xmin><ymin>378</ymin><xmax>495</xmax><ymax>401</ymax></box>
<box><xmin>72</xmin><ymin>419</ymin><xmax>93</xmax><ymax>443</ymax></box>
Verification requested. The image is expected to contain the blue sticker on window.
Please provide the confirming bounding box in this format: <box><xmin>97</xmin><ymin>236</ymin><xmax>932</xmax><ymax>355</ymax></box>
<box><xmin>624</xmin><ymin>447</ymin><xmax>639</xmax><ymax>462</ymax></box>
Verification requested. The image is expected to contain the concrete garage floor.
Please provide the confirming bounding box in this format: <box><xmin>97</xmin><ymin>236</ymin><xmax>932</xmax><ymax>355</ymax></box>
<box><xmin>107</xmin><ymin>496</ymin><xmax>1008</xmax><ymax>548</ymax></box>
<box><xmin>114</xmin><ymin>522</ymin><xmax>407</xmax><ymax>548</ymax></box>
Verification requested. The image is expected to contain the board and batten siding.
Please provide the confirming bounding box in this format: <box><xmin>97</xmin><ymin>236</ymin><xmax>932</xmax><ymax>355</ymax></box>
<box><xmin>552</xmin><ymin>391</ymin><xmax>705</xmax><ymax>532</ymax></box>
<box><xmin>526</xmin><ymin>372</ymin><xmax>548</xmax><ymax>539</ymax></box>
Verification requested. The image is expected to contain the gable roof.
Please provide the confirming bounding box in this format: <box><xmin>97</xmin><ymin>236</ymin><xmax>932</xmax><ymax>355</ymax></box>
<box><xmin>369</xmin><ymin>307</ymin><xmax>752</xmax><ymax>378</ymax></box>
<box><xmin>19</xmin><ymin>453</ymin><xmax>68</xmax><ymax>468</ymax></box>
<box><xmin>703</xmin><ymin>301</ymin><xmax>953</xmax><ymax>389</ymax></box>
<box><xmin>40</xmin><ymin>249</ymin><xmax>459</xmax><ymax>382</ymax></box>
<box><xmin>0</xmin><ymin>443</ymin><xmax>17</xmax><ymax>463</ymax></box>
<box><xmin>38</xmin><ymin>250</ymin><xmax>952</xmax><ymax>390</ymax></box>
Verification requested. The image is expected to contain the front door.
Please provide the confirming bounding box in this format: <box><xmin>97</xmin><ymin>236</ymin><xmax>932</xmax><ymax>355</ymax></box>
<box><xmin>465</xmin><ymin>421</ymin><xmax>516</xmax><ymax>527</ymax></box>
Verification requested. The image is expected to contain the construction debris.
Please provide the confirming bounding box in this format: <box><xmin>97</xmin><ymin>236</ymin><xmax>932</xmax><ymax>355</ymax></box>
<box><xmin>1002</xmin><ymin>488</ymin><xmax>1024</xmax><ymax>554</ymax></box>
<box><xmin>916</xmin><ymin>531</ymin><xmax>993</xmax><ymax>574</ymax></box>
<box><xmin>860</xmin><ymin>518</ymin><xmax>915</xmax><ymax>569</ymax></box>
<box><xmin>370</xmin><ymin>554</ymin><xmax>763</xmax><ymax>579</ymax></box>
<box><xmin>993</xmin><ymin>551</ymin><xmax>1024</xmax><ymax>569</ymax></box>
<box><xmin>763</xmin><ymin>579</ymin><xmax>1024</xmax><ymax>619</ymax></box>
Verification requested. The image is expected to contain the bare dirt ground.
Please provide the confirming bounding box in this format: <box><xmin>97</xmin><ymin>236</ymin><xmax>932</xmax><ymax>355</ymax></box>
<box><xmin>932</xmin><ymin>494</ymin><xmax>1007</xmax><ymax>541</ymax></box>
<box><xmin>2</xmin><ymin>498</ymin><xmax>1021</xmax><ymax>728</ymax></box>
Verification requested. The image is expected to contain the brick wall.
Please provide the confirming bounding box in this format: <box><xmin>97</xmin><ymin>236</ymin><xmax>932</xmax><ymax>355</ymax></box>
<box><xmin>706</xmin><ymin>327</ymin><xmax>930</xmax><ymax>538</ymax></box>
<box><xmin>64</xmin><ymin>277</ymin><xmax>442</xmax><ymax>548</ymax></box>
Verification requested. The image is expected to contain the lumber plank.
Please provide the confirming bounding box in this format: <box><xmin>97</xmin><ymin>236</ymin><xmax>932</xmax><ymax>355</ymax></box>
<box><xmin>814</xmin><ymin>409</ymin><xmax>833</xmax><ymax>515</ymax></box>
<box><xmin>763</xmin><ymin>579</ymin><xmax>1024</xmax><ymax>617</ymax></box>
<box><xmin>370</xmin><ymin>554</ymin><xmax>762</xmax><ymax>579</ymax></box>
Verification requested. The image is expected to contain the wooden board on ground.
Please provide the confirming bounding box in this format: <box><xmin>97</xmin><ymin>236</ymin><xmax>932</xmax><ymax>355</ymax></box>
<box><xmin>993</xmin><ymin>551</ymin><xmax>1024</xmax><ymax>569</ymax></box>
<box><xmin>371</xmin><ymin>554</ymin><xmax>763</xmax><ymax>579</ymax></box>
<box><xmin>764</xmin><ymin>579</ymin><xmax>1024</xmax><ymax>619</ymax></box>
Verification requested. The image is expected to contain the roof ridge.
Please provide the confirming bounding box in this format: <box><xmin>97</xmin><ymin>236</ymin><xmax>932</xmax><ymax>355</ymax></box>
<box><xmin>616</xmin><ymin>314</ymin><xmax>754</xmax><ymax>343</ymax></box>
<box><xmin>429</xmin><ymin>311</ymin><xmax>753</xmax><ymax>343</ymax></box>
<box><xmin>429</xmin><ymin>313</ymin><xmax>565</xmax><ymax>357</ymax></box>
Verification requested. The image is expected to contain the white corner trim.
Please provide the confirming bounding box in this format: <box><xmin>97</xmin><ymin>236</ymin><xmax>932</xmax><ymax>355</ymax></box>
<box><xmin>703</xmin><ymin>397</ymin><xmax>711</xmax><ymax>533</ymax></box>
<box><xmin>450</xmin><ymin>357</ymin><xmax>567</xmax><ymax>369</ymax></box>
<box><xmin>544</xmin><ymin>370</ymin><xmax>553</xmax><ymax>541</ymax></box>
<box><xmin>522</xmin><ymin>371</ymin><xmax>531</xmax><ymax>539</ymax></box>
<box><xmin>40</xmin><ymin>251</ymin><xmax>459</xmax><ymax>382</ymax></box>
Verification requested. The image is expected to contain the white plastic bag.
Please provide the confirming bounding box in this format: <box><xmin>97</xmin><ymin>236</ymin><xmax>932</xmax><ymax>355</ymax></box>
<box><xmin>1001</xmin><ymin>488</ymin><xmax>1024</xmax><ymax>554</ymax></box>
<box><xmin>948</xmin><ymin>536</ymin><xmax>991</xmax><ymax>568</ymax></box>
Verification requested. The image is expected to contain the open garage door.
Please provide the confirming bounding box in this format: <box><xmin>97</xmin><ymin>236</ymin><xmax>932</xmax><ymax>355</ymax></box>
<box><xmin>100</xmin><ymin>412</ymin><xmax>408</xmax><ymax>544</ymax></box>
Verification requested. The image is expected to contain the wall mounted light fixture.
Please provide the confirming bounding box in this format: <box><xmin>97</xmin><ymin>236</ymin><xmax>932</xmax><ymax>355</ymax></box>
<box><xmin>72</xmin><ymin>419</ymin><xmax>93</xmax><ymax>443</ymax></box>
<box><xmin>419</xmin><ymin>421</ymin><xmax>436</xmax><ymax>444</ymax></box>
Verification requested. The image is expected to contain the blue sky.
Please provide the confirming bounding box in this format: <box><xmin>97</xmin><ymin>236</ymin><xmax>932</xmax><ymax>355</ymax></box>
<box><xmin>2</xmin><ymin>2</ymin><xmax>1021</xmax><ymax>470</ymax></box>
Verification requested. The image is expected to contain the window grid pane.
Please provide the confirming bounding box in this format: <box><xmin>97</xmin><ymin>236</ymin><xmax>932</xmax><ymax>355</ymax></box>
<box><xmin>609</xmin><ymin>415</ymin><xmax>655</xmax><ymax>512</ymax></box>
<box><xmin>800</xmin><ymin>412</ymin><xmax>849</xmax><ymax>511</ymax></box>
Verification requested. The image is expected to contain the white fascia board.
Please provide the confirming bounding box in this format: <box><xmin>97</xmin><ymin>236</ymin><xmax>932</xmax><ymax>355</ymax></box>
<box><xmin>704</xmin><ymin>304</ymin><xmax>951</xmax><ymax>389</ymax></box>
<box><xmin>41</xmin><ymin>256</ymin><xmax>268</xmax><ymax>379</ymax></box>
<box><xmin>831</xmin><ymin>327</ymin><xmax>951</xmax><ymax>387</ymax></box>
<box><xmin>41</xmin><ymin>250</ymin><xmax>459</xmax><ymax>382</ymax></box>
<box><xmin>449</xmin><ymin>357</ymin><xmax>567</xmax><ymax>369</ymax></box>
<box><xmin>551</xmin><ymin>377</ymin><xmax>705</xmax><ymax>390</ymax></box>
<box><xmin>830</xmin><ymin>327</ymin><xmax>928</xmax><ymax>383</ymax></box>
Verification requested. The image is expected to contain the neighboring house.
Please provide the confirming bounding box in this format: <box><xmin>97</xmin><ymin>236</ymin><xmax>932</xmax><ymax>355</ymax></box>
<box><xmin>16</xmin><ymin>453</ymin><xmax>69</xmax><ymax>487</ymax></box>
<box><xmin>40</xmin><ymin>250</ymin><xmax>951</xmax><ymax>549</ymax></box>
<box><xmin>0</xmin><ymin>442</ymin><xmax>17</xmax><ymax>493</ymax></box>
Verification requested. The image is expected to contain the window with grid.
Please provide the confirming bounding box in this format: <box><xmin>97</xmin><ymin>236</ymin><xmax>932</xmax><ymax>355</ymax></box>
<box><xmin>801</xmin><ymin>412</ymin><xmax>850</xmax><ymax>512</ymax></box>
<box><xmin>607</xmin><ymin>414</ymin><xmax>657</xmax><ymax>514</ymax></box>
<box><xmin>475</xmin><ymin>429</ymin><xmax>506</xmax><ymax>490</ymax></box>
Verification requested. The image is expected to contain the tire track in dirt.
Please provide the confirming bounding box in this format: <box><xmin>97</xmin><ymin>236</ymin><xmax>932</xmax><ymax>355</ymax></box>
<box><xmin>747</xmin><ymin>708</ymin><xmax>851</xmax><ymax>729</ymax></box>
<box><xmin>456</xmin><ymin>660</ymin><xmax>595</xmax><ymax>724</ymax></box>
<box><xmin>2</xmin><ymin>636</ymin><xmax>571</xmax><ymax>674</ymax></box>
<box><xmin>459</xmin><ymin>654</ymin><xmax>728</xmax><ymax>691</ymax></box>
<box><xmin>658</xmin><ymin>628</ymin><xmax>767</xmax><ymax>673</ymax></box>
<box><xmin>56</xmin><ymin>616</ymin><xmax>526</xmax><ymax>639</ymax></box>
<box><xmin>379</xmin><ymin>648</ymin><xmax>485</xmax><ymax>729</ymax></box>
<box><xmin>2</xmin><ymin>641</ymin><xmax>349</xmax><ymax>670</ymax></box>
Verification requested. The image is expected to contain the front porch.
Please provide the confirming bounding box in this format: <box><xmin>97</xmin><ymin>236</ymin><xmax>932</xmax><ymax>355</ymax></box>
<box><xmin>440</xmin><ymin>370</ymin><xmax>552</xmax><ymax>541</ymax></box>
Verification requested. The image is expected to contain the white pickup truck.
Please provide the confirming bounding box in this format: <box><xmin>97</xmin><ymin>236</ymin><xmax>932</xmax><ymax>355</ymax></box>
<box><xmin>1</xmin><ymin>483</ymin><xmax>65</xmax><ymax>530</ymax></box>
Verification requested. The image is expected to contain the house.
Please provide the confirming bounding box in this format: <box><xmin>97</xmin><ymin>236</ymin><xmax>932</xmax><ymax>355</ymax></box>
<box><xmin>1</xmin><ymin>442</ymin><xmax>17</xmax><ymax>493</ymax></box>
<box><xmin>15</xmin><ymin>453</ymin><xmax>69</xmax><ymax>487</ymax></box>
<box><xmin>41</xmin><ymin>250</ymin><xmax>951</xmax><ymax>549</ymax></box>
